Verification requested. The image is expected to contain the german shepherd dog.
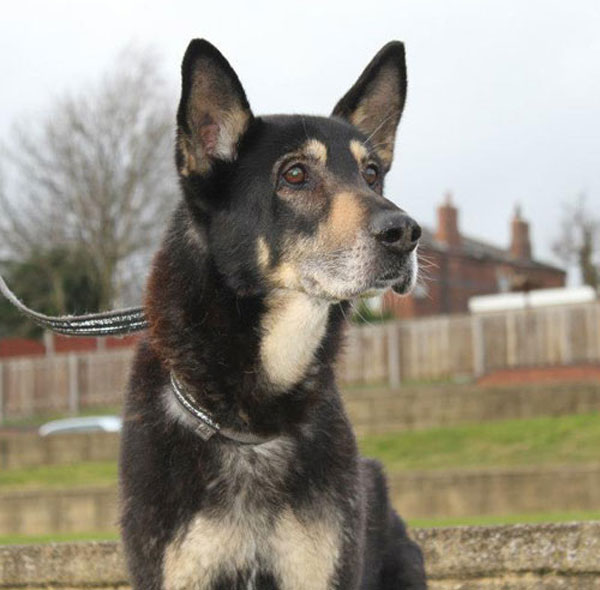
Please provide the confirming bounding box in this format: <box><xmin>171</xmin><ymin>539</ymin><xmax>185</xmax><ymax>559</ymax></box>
<box><xmin>120</xmin><ymin>39</ymin><xmax>426</xmax><ymax>590</ymax></box>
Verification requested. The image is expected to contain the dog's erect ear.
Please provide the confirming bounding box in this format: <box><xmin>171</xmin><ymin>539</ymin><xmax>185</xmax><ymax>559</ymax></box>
<box><xmin>176</xmin><ymin>39</ymin><xmax>253</xmax><ymax>176</ymax></box>
<box><xmin>332</xmin><ymin>42</ymin><xmax>407</xmax><ymax>171</ymax></box>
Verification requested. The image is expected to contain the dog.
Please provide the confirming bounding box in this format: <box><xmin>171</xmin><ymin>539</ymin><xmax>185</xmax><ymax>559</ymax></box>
<box><xmin>119</xmin><ymin>39</ymin><xmax>426</xmax><ymax>590</ymax></box>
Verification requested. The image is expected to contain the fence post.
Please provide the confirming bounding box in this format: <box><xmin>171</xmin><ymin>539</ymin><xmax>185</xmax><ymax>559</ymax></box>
<box><xmin>387</xmin><ymin>323</ymin><xmax>401</xmax><ymax>388</ymax></box>
<box><xmin>561</xmin><ymin>307</ymin><xmax>573</xmax><ymax>365</ymax></box>
<box><xmin>472</xmin><ymin>315</ymin><xmax>486</xmax><ymax>378</ymax></box>
<box><xmin>68</xmin><ymin>354</ymin><xmax>79</xmax><ymax>416</ymax></box>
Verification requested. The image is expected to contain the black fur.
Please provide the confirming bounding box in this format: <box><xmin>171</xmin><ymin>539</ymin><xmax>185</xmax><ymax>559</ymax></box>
<box><xmin>120</xmin><ymin>39</ymin><xmax>426</xmax><ymax>589</ymax></box>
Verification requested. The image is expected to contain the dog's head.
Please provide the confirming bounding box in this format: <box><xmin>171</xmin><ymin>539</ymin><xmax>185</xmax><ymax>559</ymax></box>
<box><xmin>176</xmin><ymin>39</ymin><xmax>420</xmax><ymax>301</ymax></box>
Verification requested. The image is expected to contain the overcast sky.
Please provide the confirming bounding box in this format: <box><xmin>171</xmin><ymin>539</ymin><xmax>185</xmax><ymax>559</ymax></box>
<box><xmin>2</xmin><ymin>0</ymin><xmax>599</xmax><ymax>278</ymax></box>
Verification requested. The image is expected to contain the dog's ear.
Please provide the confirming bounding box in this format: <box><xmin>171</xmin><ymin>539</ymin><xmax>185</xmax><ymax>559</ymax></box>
<box><xmin>332</xmin><ymin>42</ymin><xmax>407</xmax><ymax>171</ymax></box>
<box><xmin>176</xmin><ymin>39</ymin><xmax>253</xmax><ymax>176</ymax></box>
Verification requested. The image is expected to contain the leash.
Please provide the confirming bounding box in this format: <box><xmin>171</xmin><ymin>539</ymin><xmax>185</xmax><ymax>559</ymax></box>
<box><xmin>0</xmin><ymin>273</ymin><xmax>274</xmax><ymax>445</ymax></box>
<box><xmin>0</xmin><ymin>274</ymin><xmax>148</xmax><ymax>336</ymax></box>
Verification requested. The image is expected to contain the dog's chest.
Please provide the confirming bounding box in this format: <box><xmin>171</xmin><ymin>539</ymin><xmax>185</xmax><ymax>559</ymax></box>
<box><xmin>162</xmin><ymin>440</ymin><xmax>341</xmax><ymax>590</ymax></box>
<box><xmin>163</xmin><ymin>507</ymin><xmax>340</xmax><ymax>590</ymax></box>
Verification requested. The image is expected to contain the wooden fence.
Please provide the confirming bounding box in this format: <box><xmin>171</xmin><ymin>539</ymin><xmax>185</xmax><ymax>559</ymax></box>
<box><xmin>0</xmin><ymin>302</ymin><xmax>599</xmax><ymax>420</ymax></box>
<box><xmin>337</xmin><ymin>301</ymin><xmax>600</xmax><ymax>385</ymax></box>
<box><xmin>0</xmin><ymin>350</ymin><xmax>134</xmax><ymax>421</ymax></box>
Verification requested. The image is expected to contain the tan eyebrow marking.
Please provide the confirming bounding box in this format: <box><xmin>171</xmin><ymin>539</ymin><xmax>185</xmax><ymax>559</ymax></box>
<box><xmin>349</xmin><ymin>139</ymin><xmax>368</xmax><ymax>165</ymax></box>
<box><xmin>302</xmin><ymin>139</ymin><xmax>328</xmax><ymax>164</ymax></box>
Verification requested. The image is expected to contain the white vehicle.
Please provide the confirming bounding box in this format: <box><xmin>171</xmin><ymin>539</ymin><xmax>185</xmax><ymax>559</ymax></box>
<box><xmin>38</xmin><ymin>415</ymin><xmax>122</xmax><ymax>436</ymax></box>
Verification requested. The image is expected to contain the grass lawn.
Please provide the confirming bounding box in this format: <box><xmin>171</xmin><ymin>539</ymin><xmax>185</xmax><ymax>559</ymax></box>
<box><xmin>0</xmin><ymin>531</ymin><xmax>119</xmax><ymax>545</ymax></box>
<box><xmin>359</xmin><ymin>412</ymin><xmax>600</xmax><ymax>472</ymax></box>
<box><xmin>0</xmin><ymin>461</ymin><xmax>117</xmax><ymax>489</ymax></box>
<box><xmin>1</xmin><ymin>413</ymin><xmax>598</xmax><ymax>490</ymax></box>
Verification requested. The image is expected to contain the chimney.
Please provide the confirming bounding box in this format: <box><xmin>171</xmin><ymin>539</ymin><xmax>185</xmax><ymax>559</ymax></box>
<box><xmin>510</xmin><ymin>205</ymin><xmax>532</xmax><ymax>260</ymax></box>
<box><xmin>435</xmin><ymin>192</ymin><xmax>461</xmax><ymax>247</ymax></box>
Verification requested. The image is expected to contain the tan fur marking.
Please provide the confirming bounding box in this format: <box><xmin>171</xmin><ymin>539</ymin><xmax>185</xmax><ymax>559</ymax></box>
<box><xmin>257</xmin><ymin>236</ymin><xmax>271</xmax><ymax>270</ymax></box>
<box><xmin>260</xmin><ymin>291</ymin><xmax>329</xmax><ymax>389</ymax></box>
<box><xmin>177</xmin><ymin>135</ymin><xmax>196</xmax><ymax>177</ymax></box>
<box><xmin>349</xmin><ymin>139</ymin><xmax>368</xmax><ymax>165</ymax></box>
<box><xmin>271</xmin><ymin>508</ymin><xmax>340</xmax><ymax>589</ymax></box>
<box><xmin>163</xmin><ymin>513</ymin><xmax>259</xmax><ymax>589</ymax></box>
<box><xmin>270</xmin><ymin>262</ymin><xmax>301</xmax><ymax>290</ymax></box>
<box><xmin>323</xmin><ymin>192</ymin><xmax>365</xmax><ymax>247</ymax></box>
<box><xmin>302</xmin><ymin>139</ymin><xmax>328</xmax><ymax>164</ymax></box>
<box><xmin>163</xmin><ymin>507</ymin><xmax>340</xmax><ymax>590</ymax></box>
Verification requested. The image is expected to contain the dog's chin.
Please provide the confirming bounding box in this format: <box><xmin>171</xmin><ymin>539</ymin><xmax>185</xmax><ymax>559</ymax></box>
<box><xmin>299</xmin><ymin>277</ymin><xmax>412</xmax><ymax>303</ymax></box>
<box><xmin>391</xmin><ymin>275</ymin><xmax>415</xmax><ymax>296</ymax></box>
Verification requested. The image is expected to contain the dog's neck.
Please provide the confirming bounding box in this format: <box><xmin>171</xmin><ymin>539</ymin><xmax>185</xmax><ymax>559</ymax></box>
<box><xmin>259</xmin><ymin>289</ymin><xmax>331</xmax><ymax>389</ymax></box>
<box><xmin>144</xmin><ymin>206</ymin><xmax>346</xmax><ymax>435</ymax></box>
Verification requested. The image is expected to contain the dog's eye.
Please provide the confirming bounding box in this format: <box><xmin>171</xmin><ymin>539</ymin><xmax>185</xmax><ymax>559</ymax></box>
<box><xmin>282</xmin><ymin>164</ymin><xmax>307</xmax><ymax>186</ymax></box>
<box><xmin>363</xmin><ymin>164</ymin><xmax>379</xmax><ymax>186</ymax></box>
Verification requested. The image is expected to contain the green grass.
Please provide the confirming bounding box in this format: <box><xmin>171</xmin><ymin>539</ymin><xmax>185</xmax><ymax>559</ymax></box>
<box><xmin>0</xmin><ymin>461</ymin><xmax>117</xmax><ymax>489</ymax></box>
<box><xmin>359</xmin><ymin>412</ymin><xmax>600</xmax><ymax>471</ymax></box>
<box><xmin>409</xmin><ymin>510</ymin><xmax>600</xmax><ymax>528</ymax></box>
<box><xmin>1</xmin><ymin>413</ymin><xmax>598</xmax><ymax>491</ymax></box>
<box><xmin>0</xmin><ymin>531</ymin><xmax>119</xmax><ymax>545</ymax></box>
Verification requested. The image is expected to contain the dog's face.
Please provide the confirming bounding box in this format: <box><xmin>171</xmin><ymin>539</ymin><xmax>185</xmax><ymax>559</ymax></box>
<box><xmin>176</xmin><ymin>40</ymin><xmax>420</xmax><ymax>301</ymax></box>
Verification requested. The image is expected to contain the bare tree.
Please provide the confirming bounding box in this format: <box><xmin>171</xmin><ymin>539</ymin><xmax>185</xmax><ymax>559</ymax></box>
<box><xmin>552</xmin><ymin>194</ymin><xmax>599</xmax><ymax>289</ymax></box>
<box><xmin>1</xmin><ymin>46</ymin><xmax>176</xmax><ymax>308</ymax></box>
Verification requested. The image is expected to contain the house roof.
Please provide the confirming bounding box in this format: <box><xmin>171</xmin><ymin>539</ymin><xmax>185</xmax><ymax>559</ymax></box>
<box><xmin>419</xmin><ymin>227</ymin><xmax>565</xmax><ymax>274</ymax></box>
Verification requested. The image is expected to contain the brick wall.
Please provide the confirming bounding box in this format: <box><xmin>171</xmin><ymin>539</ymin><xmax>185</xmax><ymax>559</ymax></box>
<box><xmin>0</xmin><ymin>333</ymin><xmax>141</xmax><ymax>359</ymax></box>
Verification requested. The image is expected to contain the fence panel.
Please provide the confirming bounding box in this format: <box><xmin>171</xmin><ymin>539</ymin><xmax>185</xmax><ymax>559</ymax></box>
<box><xmin>0</xmin><ymin>302</ymin><xmax>599</xmax><ymax>420</ymax></box>
<box><xmin>337</xmin><ymin>301</ymin><xmax>600</xmax><ymax>385</ymax></box>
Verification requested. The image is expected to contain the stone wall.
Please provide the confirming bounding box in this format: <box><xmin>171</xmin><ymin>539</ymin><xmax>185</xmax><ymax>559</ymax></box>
<box><xmin>389</xmin><ymin>464</ymin><xmax>600</xmax><ymax>518</ymax></box>
<box><xmin>0</xmin><ymin>431</ymin><xmax>120</xmax><ymax>470</ymax></box>
<box><xmin>3</xmin><ymin>464</ymin><xmax>600</xmax><ymax>535</ymax></box>
<box><xmin>1</xmin><ymin>523</ymin><xmax>598</xmax><ymax>589</ymax></box>
<box><xmin>344</xmin><ymin>381</ymin><xmax>600</xmax><ymax>437</ymax></box>
<box><xmin>0</xmin><ymin>487</ymin><xmax>116</xmax><ymax>535</ymax></box>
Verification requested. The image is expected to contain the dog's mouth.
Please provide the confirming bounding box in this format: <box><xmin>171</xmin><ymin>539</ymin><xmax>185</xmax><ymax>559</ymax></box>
<box><xmin>298</xmin><ymin>250</ymin><xmax>418</xmax><ymax>302</ymax></box>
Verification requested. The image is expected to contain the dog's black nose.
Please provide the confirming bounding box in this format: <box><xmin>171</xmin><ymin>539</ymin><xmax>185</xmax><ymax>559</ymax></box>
<box><xmin>370</xmin><ymin>211</ymin><xmax>421</xmax><ymax>252</ymax></box>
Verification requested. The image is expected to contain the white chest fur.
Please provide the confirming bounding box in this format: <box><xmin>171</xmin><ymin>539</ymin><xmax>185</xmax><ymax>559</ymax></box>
<box><xmin>260</xmin><ymin>291</ymin><xmax>330</xmax><ymax>389</ymax></box>
<box><xmin>163</xmin><ymin>507</ymin><xmax>340</xmax><ymax>590</ymax></box>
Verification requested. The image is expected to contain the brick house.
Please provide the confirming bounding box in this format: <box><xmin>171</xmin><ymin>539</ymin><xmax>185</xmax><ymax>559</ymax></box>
<box><xmin>384</xmin><ymin>194</ymin><xmax>567</xmax><ymax>318</ymax></box>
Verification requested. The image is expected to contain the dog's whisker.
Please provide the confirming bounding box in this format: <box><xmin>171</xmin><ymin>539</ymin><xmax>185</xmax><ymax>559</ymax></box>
<box><xmin>362</xmin><ymin>108</ymin><xmax>400</xmax><ymax>145</ymax></box>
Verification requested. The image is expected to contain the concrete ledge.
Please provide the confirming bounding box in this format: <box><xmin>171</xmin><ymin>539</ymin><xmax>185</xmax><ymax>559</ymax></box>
<box><xmin>0</xmin><ymin>486</ymin><xmax>117</xmax><ymax>535</ymax></box>
<box><xmin>3</xmin><ymin>464</ymin><xmax>600</xmax><ymax>535</ymax></box>
<box><xmin>390</xmin><ymin>463</ymin><xmax>600</xmax><ymax>518</ymax></box>
<box><xmin>1</xmin><ymin>523</ymin><xmax>598</xmax><ymax>588</ymax></box>
<box><xmin>344</xmin><ymin>381</ymin><xmax>600</xmax><ymax>436</ymax></box>
<box><xmin>0</xmin><ymin>432</ymin><xmax>120</xmax><ymax>470</ymax></box>
<box><xmin>413</xmin><ymin>522</ymin><xmax>600</xmax><ymax>577</ymax></box>
<box><xmin>0</xmin><ymin>541</ymin><xmax>128</xmax><ymax>588</ymax></box>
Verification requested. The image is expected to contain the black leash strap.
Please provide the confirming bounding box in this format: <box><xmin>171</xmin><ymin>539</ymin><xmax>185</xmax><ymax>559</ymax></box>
<box><xmin>0</xmin><ymin>274</ymin><xmax>148</xmax><ymax>336</ymax></box>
